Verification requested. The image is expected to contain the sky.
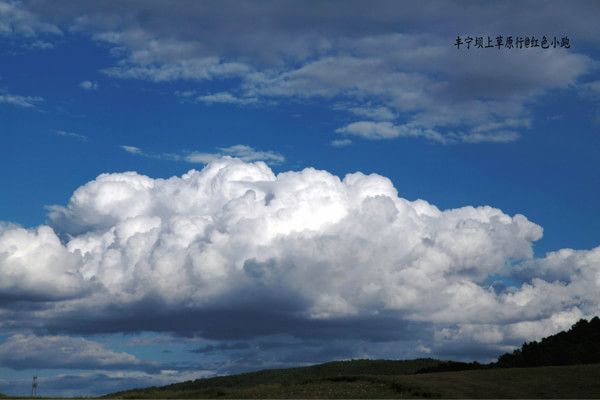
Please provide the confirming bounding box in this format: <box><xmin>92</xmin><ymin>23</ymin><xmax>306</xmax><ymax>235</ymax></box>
<box><xmin>0</xmin><ymin>0</ymin><xmax>600</xmax><ymax>396</ymax></box>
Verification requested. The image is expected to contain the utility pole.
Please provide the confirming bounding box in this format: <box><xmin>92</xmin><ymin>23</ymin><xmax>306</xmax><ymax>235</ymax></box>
<box><xmin>31</xmin><ymin>376</ymin><xmax>38</xmax><ymax>397</ymax></box>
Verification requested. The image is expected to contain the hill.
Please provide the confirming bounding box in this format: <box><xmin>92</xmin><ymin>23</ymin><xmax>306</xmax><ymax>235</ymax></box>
<box><xmin>107</xmin><ymin>317</ymin><xmax>600</xmax><ymax>398</ymax></box>
<box><xmin>496</xmin><ymin>316</ymin><xmax>600</xmax><ymax>367</ymax></box>
<box><xmin>107</xmin><ymin>363</ymin><xmax>600</xmax><ymax>398</ymax></box>
<box><xmin>415</xmin><ymin>316</ymin><xmax>600</xmax><ymax>373</ymax></box>
<box><xmin>107</xmin><ymin>358</ymin><xmax>442</xmax><ymax>398</ymax></box>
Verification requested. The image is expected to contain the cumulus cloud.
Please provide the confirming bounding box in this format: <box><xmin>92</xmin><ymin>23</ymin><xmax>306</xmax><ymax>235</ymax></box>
<box><xmin>0</xmin><ymin>223</ymin><xmax>90</xmax><ymax>302</ymax></box>
<box><xmin>0</xmin><ymin>158</ymin><xmax>598</xmax><ymax>359</ymax></box>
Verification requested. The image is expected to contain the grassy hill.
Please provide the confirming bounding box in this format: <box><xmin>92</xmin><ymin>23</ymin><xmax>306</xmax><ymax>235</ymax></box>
<box><xmin>107</xmin><ymin>358</ymin><xmax>442</xmax><ymax>398</ymax></box>
<box><xmin>107</xmin><ymin>318</ymin><xmax>600</xmax><ymax>398</ymax></box>
<box><xmin>496</xmin><ymin>316</ymin><xmax>600</xmax><ymax>367</ymax></box>
<box><xmin>107</xmin><ymin>362</ymin><xmax>600</xmax><ymax>398</ymax></box>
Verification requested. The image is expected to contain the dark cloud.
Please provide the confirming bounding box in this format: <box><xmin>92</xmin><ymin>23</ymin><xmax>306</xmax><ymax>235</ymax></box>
<box><xmin>23</xmin><ymin>1</ymin><xmax>600</xmax><ymax>50</ymax></box>
<box><xmin>40</xmin><ymin>302</ymin><xmax>428</xmax><ymax>343</ymax></box>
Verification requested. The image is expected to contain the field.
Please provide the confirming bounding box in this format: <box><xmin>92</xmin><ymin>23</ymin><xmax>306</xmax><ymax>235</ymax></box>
<box><xmin>107</xmin><ymin>360</ymin><xmax>600</xmax><ymax>399</ymax></box>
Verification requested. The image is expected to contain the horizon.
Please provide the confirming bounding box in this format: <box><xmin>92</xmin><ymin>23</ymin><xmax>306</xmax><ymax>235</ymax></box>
<box><xmin>1</xmin><ymin>0</ymin><xmax>600</xmax><ymax>396</ymax></box>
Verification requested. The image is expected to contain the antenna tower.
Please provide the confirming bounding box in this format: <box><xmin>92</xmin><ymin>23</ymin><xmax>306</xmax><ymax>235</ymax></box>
<box><xmin>31</xmin><ymin>376</ymin><xmax>38</xmax><ymax>397</ymax></box>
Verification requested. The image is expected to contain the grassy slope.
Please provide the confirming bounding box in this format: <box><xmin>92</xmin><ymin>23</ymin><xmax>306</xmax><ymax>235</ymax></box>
<box><xmin>107</xmin><ymin>359</ymin><xmax>441</xmax><ymax>398</ymax></box>
<box><xmin>108</xmin><ymin>361</ymin><xmax>600</xmax><ymax>399</ymax></box>
<box><xmin>394</xmin><ymin>364</ymin><xmax>600</xmax><ymax>398</ymax></box>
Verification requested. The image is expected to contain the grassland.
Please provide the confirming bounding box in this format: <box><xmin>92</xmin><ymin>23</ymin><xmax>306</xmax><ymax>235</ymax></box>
<box><xmin>107</xmin><ymin>360</ymin><xmax>600</xmax><ymax>399</ymax></box>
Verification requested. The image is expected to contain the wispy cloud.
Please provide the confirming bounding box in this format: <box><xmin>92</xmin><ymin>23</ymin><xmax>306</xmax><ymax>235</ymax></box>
<box><xmin>330</xmin><ymin>138</ymin><xmax>353</xmax><ymax>147</ymax></box>
<box><xmin>345</xmin><ymin>105</ymin><xmax>397</xmax><ymax>121</ymax></box>
<box><xmin>185</xmin><ymin>145</ymin><xmax>284</xmax><ymax>164</ymax></box>
<box><xmin>56</xmin><ymin>130</ymin><xmax>88</xmax><ymax>141</ymax></box>
<box><xmin>121</xmin><ymin>145</ymin><xmax>144</xmax><ymax>155</ymax></box>
<box><xmin>0</xmin><ymin>92</ymin><xmax>43</xmax><ymax>108</ymax></box>
<box><xmin>336</xmin><ymin>121</ymin><xmax>447</xmax><ymax>143</ymax></box>
<box><xmin>103</xmin><ymin>59</ymin><xmax>250</xmax><ymax>82</ymax></box>
<box><xmin>120</xmin><ymin>144</ymin><xmax>285</xmax><ymax>164</ymax></box>
<box><xmin>336</xmin><ymin>120</ymin><xmax>522</xmax><ymax>144</ymax></box>
<box><xmin>197</xmin><ymin>91</ymin><xmax>257</xmax><ymax>105</ymax></box>
<box><xmin>27</xmin><ymin>39</ymin><xmax>54</xmax><ymax>49</ymax></box>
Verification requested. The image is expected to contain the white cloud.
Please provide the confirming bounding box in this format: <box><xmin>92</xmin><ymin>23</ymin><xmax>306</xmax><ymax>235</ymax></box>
<box><xmin>0</xmin><ymin>224</ymin><xmax>90</xmax><ymax>301</ymax></box>
<box><xmin>0</xmin><ymin>334</ymin><xmax>145</xmax><ymax>370</ymax></box>
<box><xmin>0</xmin><ymin>92</ymin><xmax>43</xmax><ymax>108</ymax></box>
<box><xmin>79</xmin><ymin>80</ymin><xmax>98</xmax><ymax>90</ymax></box>
<box><xmin>57</xmin><ymin>130</ymin><xmax>88</xmax><ymax>141</ymax></box>
<box><xmin>1</xmin><ymin>158</ymin><xmax>598</xmax><ymax>357</ymax></box>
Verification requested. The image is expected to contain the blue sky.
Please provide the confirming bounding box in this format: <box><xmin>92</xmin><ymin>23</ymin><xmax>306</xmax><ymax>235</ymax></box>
<box><xmin>1</xmin><ymin>0</ymin><xmax>600</xmax><ymax>396</ymax></box>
